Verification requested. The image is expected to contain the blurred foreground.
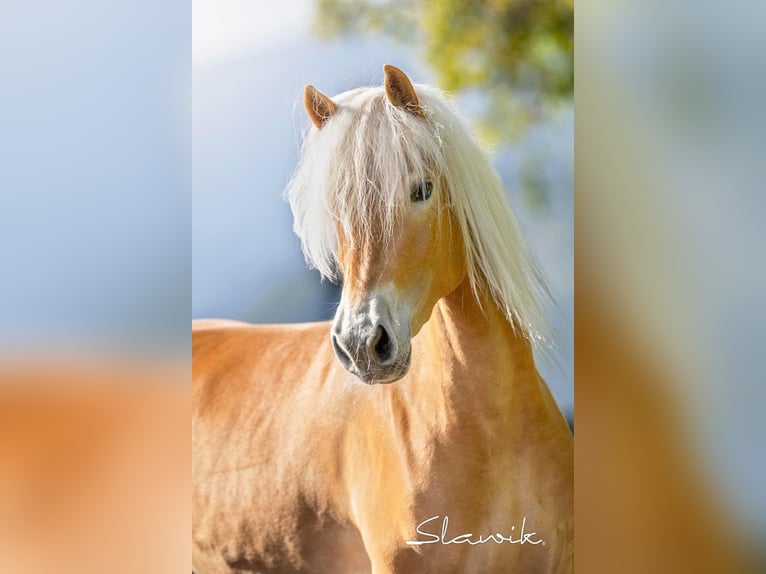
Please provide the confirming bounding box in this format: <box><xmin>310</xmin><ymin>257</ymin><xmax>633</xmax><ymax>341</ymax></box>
<box><xmin>0</xmin><ymin>361</ymin><xmax>188</xmax><ymax>574</ymax></box>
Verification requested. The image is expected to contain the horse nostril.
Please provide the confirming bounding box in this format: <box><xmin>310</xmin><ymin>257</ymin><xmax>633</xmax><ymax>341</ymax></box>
<box><xmin>371</xmin><ymin>325</ymin><xmax>395</xmax><ymax>365</ymax></box>
<box><xmin>331</xmin><ymin>333</ymin><xmax>353</xmax><ymax>370</ymax></box>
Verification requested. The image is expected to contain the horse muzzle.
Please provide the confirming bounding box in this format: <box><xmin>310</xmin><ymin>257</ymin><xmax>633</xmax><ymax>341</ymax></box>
<box><xmin>330</xmin><ymin>297</ymin><xmax>411</xmax><ymax>384</ymax></box>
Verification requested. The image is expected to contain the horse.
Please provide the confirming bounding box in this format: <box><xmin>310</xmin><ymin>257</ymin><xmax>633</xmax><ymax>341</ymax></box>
<box><xmin>192</xmin><ymin>65</ymin><xmax>573</xmax><ymax>574</ymax></box>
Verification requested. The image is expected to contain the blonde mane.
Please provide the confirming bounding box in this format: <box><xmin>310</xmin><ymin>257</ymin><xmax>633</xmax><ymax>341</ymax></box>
<box><xmin>285</xmin><ymin>83</ymin><xmax>553</xmax><ymax>348</ymax></box>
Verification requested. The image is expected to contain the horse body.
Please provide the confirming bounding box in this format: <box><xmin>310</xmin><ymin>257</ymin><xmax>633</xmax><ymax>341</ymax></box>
<box><xmin>193</xmin><ymin>321</ymin><xmax>370</xmax><ymax>573</ymax></box>
<box><xmin>193</xmin><ymin>65</ymin><xmax>572</xmax><ymax>573</ymax></box>
<box><xmin>193</xmin><ymin>279</ymin><xmax>572</xmax><ymax>573</ymax></box>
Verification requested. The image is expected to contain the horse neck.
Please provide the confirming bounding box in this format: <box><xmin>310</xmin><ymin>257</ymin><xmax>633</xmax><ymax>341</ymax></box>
<box><xmin>405</xmin><ymin>274</ymin><xmax>541</xmax><ymax>426</ymax></box>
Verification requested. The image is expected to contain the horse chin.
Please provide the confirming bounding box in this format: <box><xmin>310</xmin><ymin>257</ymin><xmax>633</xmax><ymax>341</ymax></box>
<box><xmin>355</xmin><ymin>347</ymin><xmax>412</xmax><ymax>386</ymax></box>
<box><xmin>359</xmin><ymin>371</ymin><xmax>404</xmax><ymax>385</ymax></box>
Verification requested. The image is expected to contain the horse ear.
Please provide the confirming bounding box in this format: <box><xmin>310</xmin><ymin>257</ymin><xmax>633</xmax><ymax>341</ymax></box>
<box><xmin>303</xmin><ymin>85</ymin><xmax>337</xmax><ymax>128</ymax></box>
<box><xmin>383</xmin><ymin>64</ymin><xmax>425</xmax><ymax>118</ymax></box>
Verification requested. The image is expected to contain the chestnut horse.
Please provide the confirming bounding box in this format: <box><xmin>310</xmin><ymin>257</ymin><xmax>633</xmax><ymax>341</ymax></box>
<box><xmin>192</xmin><ymin>65</ymin><xmax>572</xmax><ymax>573</ymax></box>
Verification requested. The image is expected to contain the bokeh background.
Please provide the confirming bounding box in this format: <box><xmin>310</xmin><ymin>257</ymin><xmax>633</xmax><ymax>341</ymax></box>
<box><xmin>577</xmin><ymin>0</ymin><xmax>766</xmax><ymax>570</ymax></box>
<box><xmin>192</xmin><ymin>0</ymin><xmax>574</xmax><ymax>415</ymax></box>
<box><xmin>0</xmin><ymin>0</ymin><xmax>189</xmax><ymax>357</ymax></box>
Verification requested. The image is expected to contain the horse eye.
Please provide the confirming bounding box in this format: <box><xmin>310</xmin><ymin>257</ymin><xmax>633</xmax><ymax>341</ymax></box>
<box><xmin>410</xmin><ymin>180</ymin><xmax>433</xmax><ymax>203</ymax></box>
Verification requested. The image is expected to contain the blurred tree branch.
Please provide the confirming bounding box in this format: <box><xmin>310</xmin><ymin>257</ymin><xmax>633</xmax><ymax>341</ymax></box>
<box><xmin>315</xmin><ymin>0</ymin><xmax>573</xmax><ymax>140</ymax></box>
